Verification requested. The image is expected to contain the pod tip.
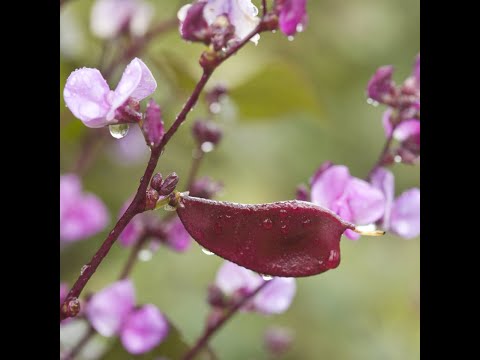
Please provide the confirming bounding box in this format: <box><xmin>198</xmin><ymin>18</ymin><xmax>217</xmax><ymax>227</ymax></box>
<box><xmin>353</xmin><ymin>228</ymin><xmax>386</xmax><ymax>236</ymax></box>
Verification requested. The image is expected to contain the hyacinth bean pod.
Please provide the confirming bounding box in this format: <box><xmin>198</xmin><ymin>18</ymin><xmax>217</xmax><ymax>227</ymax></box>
<box><xmin>175</xmin><ymin>193</ymin><xmax>383</xmax><ymax>277</ymax></box>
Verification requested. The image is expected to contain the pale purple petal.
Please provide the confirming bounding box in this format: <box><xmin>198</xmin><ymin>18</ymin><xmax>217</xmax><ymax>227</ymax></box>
<box><xmin>120</xmin><ymin>305</ymin><xmax>169</xmax><ymax>355</ymax></box>
<box><xmin>60</xmin><ymin>174</ymin><xmax>109</xmax><ymax>243</ymax></box>
<box><xmin>63</xmin><ymin>68</ymin><xmax>112</xmax><ymax>128</ymax></box>
<box><xmin>108</xmin><ymin>58</ymin><xmax>157</xmax><ymax>120</ymax></box>
<box><xmin>129</xmin><ymin>2</ymin><xmax>154</xmax><ymax>37</ymax></box>
<box><xmin>278</xmin><ymin>0</ymin><xmax>308</xmax><ymax>36</ymax></box>
<box><xmin>86</xmin><ymin>280</ymin><xmax>135</xmax><ymax>337</ymax></box>
<box><xmin>166</xmin><ymin>217</ymin><xmax>192</xmax><ymax>252</ymax></box>
<box><xmin>215</xmin><ymin>261</ymin><xmax>262</xmax><ymax>295</ymax></box>
<box><xmin>370</xmin><ymin>167</ymin><xmax>395</xmax><ymax>229</ymax></box>
<box><xmin>382</xmin><ymin>109</ymin><xmax>393</xmax><ymax>138</ymax></box>
<box><xmin>109</xmin><ymin>125</ymin><xmax>149</xmax><ymax>165</ymax></box>
<box><xmin>310</xmin><ymin>165</ymin><xmax>350</xmax><ymax>209</ymax></box>
<box><xmin>253</xmin><ymin>277</ymin><xmax>296</xmax><ymax>314</ymax></box>
<box><xmin>390</xmin><ymin>188</ymin><xmax>420</xmax><ymax>239</ymax></box>
<box><xmin>90</xmin><ymin>0</ymin><xmax>136</xmax><ymax>39</ymax></box>
<box><xmin>118</xmin><ymin>200</ymin><xmax>145</xmax><ymax>246</ymax></box>
<box><xmin>203</xmin><ymin>0</ymin><xmax>260</xmax><ymax>44</ymax></box>
<box><xmin>344</xmin><ymin>178</ymin><xmax>385</xmax><ymax>225</ymax></box>
<box><xmin>393</xmin><ymin>119</ymin><xmax>420</xmax><ymax>144</ymax></box>
<box><xmin>178</xmin><ymin>2</ymin><xmax>210</xmax><ymax>42</ymax></box>
<box><xmin>60</xmin><ymin>174</ymin><xmax>82</xmax><ymax>219</ymax></box>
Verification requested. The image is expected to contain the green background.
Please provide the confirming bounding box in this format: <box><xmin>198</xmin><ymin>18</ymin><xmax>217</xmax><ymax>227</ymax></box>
<box><xmin>60</xmin><ymin>0</ymin><xmax>420</xmax><ymax>359</ymax></box>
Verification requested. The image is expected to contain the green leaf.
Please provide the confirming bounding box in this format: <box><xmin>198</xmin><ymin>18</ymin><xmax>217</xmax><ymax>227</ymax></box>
<box><xmin>100</xmin><ymin>320</ymin><xmax>211</xmax><ymax>360</ymax></box>
<box><xmin>229</xmin><ymin>61</ymin><xmax>323</xmax><ymax>121</ymax></box>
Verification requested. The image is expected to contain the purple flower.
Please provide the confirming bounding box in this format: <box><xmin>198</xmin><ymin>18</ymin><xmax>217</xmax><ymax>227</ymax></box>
<box><xmin>90</xmin><ymin>0</ymin><xmax>154</xmax><ymax>39</ymax></box>
<box><xmin>276</xmin><ymin>0</ymin><xmax>308</xmax><ymax>36</ymax></box>
<box><xmin>60</xmin><ymin>174</ymin><xmax>109</xmax><ymax>243</ymax></box>
<box><xmin>165</xmin><ymin>217</ymin><xmax>192</xmax><ymax>252</ymax></box>
<box><xmin>310</xmin><ymin>164</ymin><xmax>385</xmax><ymax>240</ymax></box>
<box><xmin>85</xmin><ymin>280</ymin><xmax>169</xmax><ymax>354</ymax></box>
<box><xmin>178</xmin><ymin>0</ymin><xmax>261</xmax><ymax>45</ymax></box>
<box><xmin>120</xmin><ymin>305</ymin><xmax>169</xmax><ymax>354</ymax></box>
<box><xmin>215</xmin><ymin>261</ymin><xmax>296</xmax><ymax>315</ymax></box>
<box><xmin>177</xmin><ymin>1</ymin><xmax>210</xmax><ymax>42</ymax></box>
<box><xmin>64</xmin><ymin>58</ymin><xmax>156</xmax><ymax>128</ymax></box>
<box><xmin>370</xmin><ymin>168</ymin><xmax>420</xmax><ymax>239</ymax></box>
<box><xmin>366</xmin><ymin>65</ymin><xmax>395</xmax><ymax>103</ymax></box>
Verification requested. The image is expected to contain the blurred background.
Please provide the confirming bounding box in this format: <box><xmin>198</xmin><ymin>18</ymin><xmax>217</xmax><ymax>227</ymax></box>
<box><xmin>60</xmin><ymin>0</ymin><xmax>420</xmax><ymax>359</ymax></box>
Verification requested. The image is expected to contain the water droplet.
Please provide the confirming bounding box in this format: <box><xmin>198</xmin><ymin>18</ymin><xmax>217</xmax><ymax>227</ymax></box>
<box><xmin>279</xmin><ymin>209</ymin><xmax>288</xmax><ymax>218</ymax></box>
<box><xmin>366</xmin><ymin>98</ymin><xmax>379</xmax><ymax>107</ymax></box>
<box><xmin>138</xmin><ymin>249</ymin><xmax>152</xmax><ymax>262</ymax></box>
<box><xmin>201</xmin><ymin>248</ymin><xmax>214</xmax><ymax>255</ymax></box>
<box><xmin>214</xmin><ymin>222</ymin><xmax>223</xmax><ymax>234</ymax></box>
<box><xmin>327</xmin><ymin>249</ymin><xmax>340</xmax><ymax>267</ymax></box>
<box><xmin>302</xmin><ymin>218</ymin><xmax>311</xmax><ymax>227</ymax></box>
<box><xmin>252</xmin><ymin>4</ymin><xmax>259</xmax><ymax>16</ymax></box>
<box><xmin>288</xmin><ymin>36</ymin><xmax>295</xmax><ymax>41</ymax></box>
<box><xmin>261</xmin><ymin>274</ymin><xmax>273</xmax><ymax>281</ymax></box>
<box><xmin>209</xmin><ymin>102</ymin><xmax>222</xmax><ymax>114</ymax></box>
<box><xmin>201</xmin><ymin>142</ymin><xmax>215</xmax><ymax>153</ymax></box>
<box><xmin>262</xmin><ymin>218</ymin><xmax>273</xmax><ymax>230</ymax></box>
<box><xmin>280</xmin><ymin>224</ymin><xmax>289</xmax><ymax>234</ymax></box>
<box><xmin>272</xmin><ymin>30</ymin><xmax>277</xmax><ymax>34</ymax></box>
<box><xmin>394</xmin><ymin>155</ymin><xmax>402</xmax><ymax>163</ymax></box>
<box><xmin>109</xmin><ymin>124</ymin><xmax>129</xmax><ymax>139</ymax></box>
<box><xmin>164</xmin><ymin>204</ymin><xmax>176</xmax><ymax>211</ymax></box>
<box><xmin>80</xmin><ymin>265</ymin><xmax>89</xmax><ymax>275</ymax></box>
<box><xmin>296</xmin><ymin>23</ymin><xmax>304</xmax><ymax>33</ymax></box>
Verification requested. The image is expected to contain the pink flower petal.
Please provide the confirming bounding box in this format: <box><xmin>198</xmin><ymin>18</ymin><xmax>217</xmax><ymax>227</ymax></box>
<box><xmin>390</xmin><ymin>188</ymin><xmax>420</xmax><ymax>239</ymax></box>
<box><xmin>382</xmin><ymin>109</ymin><xmax>393</xmax><ymax>138</ymax></box>
<box><xmin>311</xmin><ymin>165</ymin><xmax>351</xmax><ymax>210</ymax></box>
<box><xmin>343</xmin><ymin>229</ymin><xmax>361</xmax><ymax>240</ymax></box>
<box><xmin>108</xmin><ymin>58</ymin><xmax>157</xmax><ymax>120</ymax></box>
<box><xmin>253</xmin><ymin>277</ymin><xmax>296</xmax><ymax>314</ymax></box>
<box><xmin>344</xmin><ymin>178</ymin><xmax>385</xmax><ymax>225</ymax></box>
<box><xmin>393</xmin><ymin>119</ymin><xmax>420</xmax><ymax>143</ymax></box>
<box><xmin>86</xmin><ymin>280</ymin><xmax>135</xmax><ymax>337</ymax></box>
<box><xmin>63</xmin><ymin>68</ymin><xmax>112</xmax><ymax>127</ymax></box>
<box><xmin>166</xmin><ymin>217</ymin><xmax>192</xmax><ymax>252</ymax></box>
<box><xmin>120</xmin><ymin>305</ymin><xmax>169</xmax><ymax>355</ymax></box>
<box><xmin>278</xmin><ymin>0</ymin><xmax>308</xmax><ymax>36</ymax></box>
<box><xmin>370</xmin><ymin>167</ymin><xmax>395</xmax><ymax>229</ymax></box>
<box><xmin>215</xmin><ymin>261</ymin><xmax>262</xmax><ymax>295</ymax></box>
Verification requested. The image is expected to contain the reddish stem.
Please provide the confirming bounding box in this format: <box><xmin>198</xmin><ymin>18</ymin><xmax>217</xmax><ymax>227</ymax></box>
<box><xmin>61</xmin><ymin>19</ymin><xmax>267</xmax><ymax>322</ymax></box>
<box><xmin>182</xmin><ymin>281</ymin><xmax>271</xmax><ymax>360</ymax></box>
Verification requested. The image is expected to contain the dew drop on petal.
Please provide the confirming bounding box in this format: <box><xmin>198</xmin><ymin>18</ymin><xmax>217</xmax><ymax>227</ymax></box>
<box><xmin>209</xmin><ymin>102</ymin><xmax>222</xmax><ymax>114</ymax></box>
<box><xmin>394</xmin><ymin>155</ymin><xmax>402</xmax><ymax>163</ymax></box>
<box><xmin>288</xmin><ymin>36</ymin><xmax>294</xmax><ymax>41</ymax></box>
<box><xmin>201</xmin><ymin>248</ymin><xmax>214</xmax><ymax>256</ymax></box>
<box><xmin>109</xmin><ymin>124</ymin><xmax>129</xmax><ymax>139</ymax></box>
<box><xmin>261</xmin><ymin>274</ymin><xmax>273</xmax><ymax>281</ymax></box>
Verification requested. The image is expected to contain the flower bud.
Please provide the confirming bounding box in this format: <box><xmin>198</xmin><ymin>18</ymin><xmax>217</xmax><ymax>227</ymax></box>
<box><xmin>366</xmin><ymin>65</ymin><xmax>395</xmax><ymax>103</ymax></box>
<box><xmin>192</xmin><ymin>120</ymin><xmax>223</xmax><ymax>147</ymax></box>
<box><xmin>150</xmin><ymin>173</ymin><xmax>163</xmax><ymax>192</ymax></box>
<box><xmin>143</xmin><ymin>99</ymin><xmax>164</xmax><ymax>147</ymax></box>
<box><xmin>145</xmin><ymin>188</ymin><xmax>159</xmax><ymax>210</ymax></box>
<box><xmin>159</xmin><ymin>173</ymin><xmax>179</xmax><ymax>196</ymax></box>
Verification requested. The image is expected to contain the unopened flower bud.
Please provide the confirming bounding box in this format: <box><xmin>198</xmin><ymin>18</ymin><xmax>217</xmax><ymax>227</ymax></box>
<box><xmin>295</xmin><ymin>184</ymin><xmax>309</xmax><ymax>201</ymax></box>
<box><xmin>367</xmin><ymin>65</ymin><xmax>395</xmax><ymax>103</ymax></box>
<box><xmin>143</xmin><ymin>99</ymin><xmax>164</xmax><ymax>147</ymax></box>
<box><xmin>159</xmin><ymin>173</ymin><xmax>179</xmax><ymax>196</ymax></box>
<box><xmin>207</xmin><ymin>284</ymin><xmax>229</xmax><ymax>308</ymax></box>
<box><xmin>190</xmin><ymin>177</ymin><xmax>223</xmax><ymax>199</ymax></box>
<box><xmin>151</xmin><ymin>173</ymin><xmax>163</xmax><ymax>191</ymax></box>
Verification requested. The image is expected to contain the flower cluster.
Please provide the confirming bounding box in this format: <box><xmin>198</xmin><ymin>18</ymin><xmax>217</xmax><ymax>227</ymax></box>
<box><xmin>60</xmin><ymin>174</ymin><xmax>109</xmax><ymax>243</ymax></box>
<box><xmin>85</xmin><ymin>280</ymin><xmax>169</xmax><ymax>354</ymax></box>
<box><xmin>367</xmin><ymin>54</ymin><xmax>420</xmax><ymax>165</ymax></box>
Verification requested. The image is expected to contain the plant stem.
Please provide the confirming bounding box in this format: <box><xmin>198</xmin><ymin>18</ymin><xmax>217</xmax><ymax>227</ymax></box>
<box><xmin>367</xmin><ymin>132</ymin><xmax>395</xmax><ymax>180</ymax></box>
<box><xmin>183</xmin><ymin>281</ymin><xmax>271</xmax><ymax>360</ymax></box>
<box><xmin>62</xmin><ymin>324</ymin><xmax>95</xmax><ymax>360</ymax></box>
<box><xmin>61</xmin><ymin>20</ymin><xmax>266</xmax><ymax>322</ymax></box>
<box><xmin>119</xmin><ymin>234</ymin><xmax>149</xmax><ymax>279</ymax></box>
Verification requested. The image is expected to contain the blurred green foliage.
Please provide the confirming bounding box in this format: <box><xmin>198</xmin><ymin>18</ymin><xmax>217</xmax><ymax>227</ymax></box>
<box><xmin>60</xmin><ymin>0</ymin><xmax>419</xmax><ymax>359</ymax></box>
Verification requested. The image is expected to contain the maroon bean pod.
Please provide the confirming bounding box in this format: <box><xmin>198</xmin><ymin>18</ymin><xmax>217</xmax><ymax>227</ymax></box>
<box><xmin>176</xmin><ymin>194</ymin><xmax>359</xmax><ymax>277</ymax></box>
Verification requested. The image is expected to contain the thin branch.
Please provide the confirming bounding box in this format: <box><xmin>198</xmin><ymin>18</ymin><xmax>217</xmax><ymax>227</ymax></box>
<box><xmin>182</xmin><ymin>281</ymin><xmax>271</xmax><ymax>360</ymax></box>
<box><xmin>62</xmin><ymin>325</ymin><xmax>95</xmax><ymax>360</ymax></box>
<box><xmin>61</xmin><ymin>17</ymin><xmax>268</xmax><ymax>322</ymax></box>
